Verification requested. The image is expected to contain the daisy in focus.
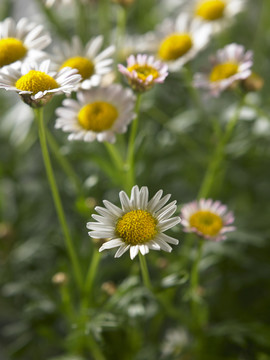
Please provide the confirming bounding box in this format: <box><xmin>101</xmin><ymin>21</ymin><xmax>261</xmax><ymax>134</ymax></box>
<box><xmin>153</xmin><ymin>13</ymin><xmax>211</xmax><ymax>71</ymax></box>
<box><xmin>52</xmin><ymin>36</ymin><xmax>115</xmax><ymax>89</ymax></box>
<box><xmin>118</xmin><ymin>54</ymin><xmax>168</xmax><ymax>92</ymax></box>
<box><xmin>0</xmin><ymin>17</ymin><xmax>51</xmax><ymax>70</ymax></box>
<box><xmin>87</xmin><ymin>186</ymin><xmax>181</xmax><ymax>260</ymax></box>
<box><xmin>0</xmin><ymin>59</ymin><xmax>81</xmax><ymax>107</ymax></box>
<box><xmin>194</xmin><ymin>43</ymin><xmax>253</xmax><ymax>97</ymax></box>
<box><xmin>55</xmin><ymin>84</ymin><xmax>135</xmax><ymax>143</ymax></box>
<box><xmin>191</xmin><ymin>0</ymin><xmax>245</xmax><ymax>32</ymax></box>
<box><xmin>181</xmin><ymin>199</ymin><xmax>235</xmax><ymax>241</ymax></box>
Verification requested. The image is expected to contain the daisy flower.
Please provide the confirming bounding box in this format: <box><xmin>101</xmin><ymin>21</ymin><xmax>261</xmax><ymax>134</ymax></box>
<box><xmin>55</xmin><ymin>84</ymin><xmax>135</xmax><ymax>143</ymax></box>
<box><xmin>0</xmin><ymin>17</ymin><xmax>51</xmax><ymax>70</ymax></box>
<box><xmin>190</xmin><ymin>0</ymin><xmax>245</xmax><ymax>32</ymax></box>
<box><xmin>87</xmin><ymin>186</ymin><xmax>181</xmax><ymax>260</ymax></box>
<box><xmin>52</xmin><ymin>36</ymin><xmax>115</xmax><ymax>89</ymax></box>
<box><xmin>181</xmin><ymin>199</ymin><xmax>235</xmax><ymax>241</ymax></box>
<box><xmin>194</xmin><ymin>43</ymin><xmax>253</xmax><ymax>97</ymax></box>
<box><xmin>153</xmin><ymin>13</ymin><xmax>211</xmax><ymax>71</ymax></box>
<box><xmin>0</xmin><ymin>59</ymin><xmax>81</xmax><ymax>107</ymax></box>
<box><xmin>118</xmin><ymin>54</ymin><xmax>168</xmax><ymax>92</ymax></box>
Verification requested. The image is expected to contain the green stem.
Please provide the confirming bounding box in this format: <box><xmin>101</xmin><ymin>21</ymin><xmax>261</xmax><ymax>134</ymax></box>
<box><xmin>190</xmin><ymin>238</ymin><xmax>203</xmax><ymax>327</ymax></box>
<box><xmin>104</xmin><ymin>142</ymin><xmax>124</xmax><ymax>171</ymax></box>
<box><xmin>139</xmin><ymin>252</ymin><xmax>152</xmax><ymax>290</ymax></box>
<box><xmin>198</xmin><ymin>98</ymin><xmax>244</xmax><ymax>199</ymax></box>
<box><xmin>75</xmin><ymin>0</ymin><xmax>88</xmax><ymax>44</ymax></box>
<box><xmin>46</xmin><ymin>129</ymin><xmax>82</xmax><ymax>195</ymax></box>
<box><xmin>83</xmin><ymin>248</ymin><xmax>101</xmax><ymax>305</ymax></box>
<box><xmin>115</xmin><ymin>4</ymin><xmax>127</xmax><ymax>65</ymax></box>
<box><xmin>87</xmin><ymin>334</ymin><xmax>106</xmax><ymax>360</ymax></box>
<box><xmin>98</xmin><ymin>0</ymin><xmax>110</xmax><ymax>46</ymax></box>
<box><xmin>34</xmin><ymin>108</ymin><xmax>83</xmax><ymax>291</ymax></box>
<box><xmin>126</xmin><ymin>93</ymin><xmax>142</xmax><ymax>191</ymax></box>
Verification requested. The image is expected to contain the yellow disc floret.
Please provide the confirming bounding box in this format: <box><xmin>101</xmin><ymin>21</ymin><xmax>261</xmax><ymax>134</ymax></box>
<box><xmin>196</xmin><ymin>0</ymin><xmax>226</xmax><ymax>21</ymax></box>
<box><xmin>158</xmin><ymin>33</ymin><xmax>193</xmax><ymax>61</ymax></box>
<box><xmin>78</xmin><ymin>101</ymin><xmax>118</xmax><ymax>131</ymax></box>
<box><xmin>209</xmin><ymin>62</ymin><xmax>238</xmax><ymax>82</ymax></box>
<box><xmin>0</xmin><ymin>38</ymin><xmax>27</xmax><ymax>67</ymax></box>
<box><xmin>15</xmin><ymin>70</ymin><xmax>59</xmax><ymax>95</ymax></box>
<box><xmin>189</xmin><ymin>210</ymin><xmax>223</xmax><ymax>236</ymax></box>
<box><xmin>60</xmin><ymin>56</ymin><xmax>94</xmax><ymax>80</ymax></box>
<box><xmin>127</xmin><ymin>64</ymin><xmax>159</xmax><ymax>82</ymax></box>
<box><xmin>116</xmin><ymin>210</ymin><xmax>157</xmax><ymax>245</ymax></box>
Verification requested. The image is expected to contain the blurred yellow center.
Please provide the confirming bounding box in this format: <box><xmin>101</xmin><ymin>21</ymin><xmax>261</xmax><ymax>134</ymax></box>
<box><xmin>196</xmin><ymin>0</ymin><xmax>226</xmax><ymax>21</ymax></box>
<box><xmin>127</xmin><ymin>64</ymin><xmax>159</xmax><ymax>82</ymax></box>
<box><xmin>189</xmin><ymin>210</ymin><xmax>223</xmax><ymax>236</ymax></box>
<box><xmin>0</xmin><ymin>37</ymin><xmax>27</xmax><ymax>67</ymax></box>
<box><xmin>158</xmin><ymin>33</ymin><xmax>193</xmax><ymax>61</ymax></box>
<box><xmin>210</xmin><ymin>62</ymin><xmax>238</xmax><ymax>82</ymax></box>
<box><xmin>60</xmin><ymin>56</ymin><xmax>94</xmax><ymax>80</ymax></box>
<box><xmin>116</xmin><ymin>210</ymin><xmax>157</xmax><ymax>245</ymax></box>
<box><xmin>78</xmin><ymin>101</ymin><xmax>118</xmax><ymax>131</ymax></box>
<box><xmin>15</xmin><ymin>70</ymin><xmax>59</xmax><ymax>94</ymax></box>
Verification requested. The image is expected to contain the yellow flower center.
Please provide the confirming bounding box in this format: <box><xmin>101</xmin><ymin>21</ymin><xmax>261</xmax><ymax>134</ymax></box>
<box><xmin>116</xmin><ymin>210</ymin><xmax>157</xmax><ymax>245</ymax></box>
<box><xmin>60</xmin><ymin>56</ymin><xmax>94</xmax><ymax>80</ymax></box>
<box><xmin>196</xmin><ymin>0</ymin><xmax>226</xmax><ymax>21</ymax></box>
<box><xmin>189</xmin><ymin>210</ymin><xmax>223</xmax><ymax>236</ymax></box>
<box><xmin>158</xmin><ymin>33</ymin><xmax>193</xmax><ymax>61</ymax></box>
<box><xmin>0</xmin><ymin>37</ymin><xmax>27</xmax><ymax>67</ymax></box>
<box><xmin>15</xmin><ymin>70</ymin><xmax>59</xmax><ymax>95</ymax></box>
<box><xmin>127</xmin><ymin>64</ymin><xmax>159</xmax><ymax>82</ymax></box>
<box><xmin>78</xmin><ymin>101</ymin><xmax>118</xmax><ymax>131</ymax></box>
<box><xmin>209</xmin><ymin>62</ymin><xmax>239</xmax><ymax>82</ymax></box>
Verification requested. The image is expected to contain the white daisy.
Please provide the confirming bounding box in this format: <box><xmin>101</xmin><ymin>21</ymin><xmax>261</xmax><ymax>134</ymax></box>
<box><xmin>0</xmin><ymin>59</ymin><xmax>81</xmax><ymax>107</ymax></box>
<box><xmin>194</xmin><ymin>43</ymin><xmax>253</xmax><ymax>97</ymax></box>
<box><xmin>189</xmin><ymin>0</ymin><xmax>245</xmax><ymax>32</ymax></box>
<box><xmin>0</xmin><ymin>17</ymin><xmax>51</xmax><ymax>70</ymax></box>
<box><xmin>152</xmin><ymin>13</ymin><xmax>211</xmax><ymax>71</ymax></box>
<box><xmin>118</xmin><ymin>54</ymin><xmax>168</xmax><ymax>92</ymax></box>
<box><xmin>87</xmin><ymin>186</ymin><xmax>181</xmax><ymax>260</ymax></box>
<box><xmin>52</xmin><ymin>35</ymin><xmax>115</xmax><ymax>90</ymax></box>
<box><xmin>181</xmin><ymin>198</ymin><xmax>235</xmax><ymax>241</ymax></box>
<box><xmin>55</xmin><ymin>84</ymin><xmax>135</xmax><ymax>143</ymax></box>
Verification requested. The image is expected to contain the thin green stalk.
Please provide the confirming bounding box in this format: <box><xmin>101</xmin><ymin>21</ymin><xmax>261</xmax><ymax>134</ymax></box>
<box><xmin>87</xmin><ymin>334</ymin><xmax>106</xmax><ymax>360</ymax></box>
<box><xmin>98</xmin><ymin>0</ymin><xmax>110</xmax><ymax>46</ymax></box>
<box><xmin>75</xmin><ymin>0</ymin><xmax>88</xmax><ymax>44</ymax></box>
<box><xmin>115</xmin><ymin>4</ymin><xmax>127</xmax><ymax>65</ymax></box>
<box><xmin>46</xmin><ymin>129</ymin><xmax>82</xmax><ymax>195</ymax></box>
<box><xmin>198</xmin><ymin>98</ymin><xmax>245</xmax><ymax>199</ymax></box>
<box><xmin>190</xmin><ymin>238</ymin><xmax>203</xmax><ymax>326</ymax></box>
<box><xmin>104</xmin><ymin>142</ymin><xmax>124</xmax><ymax>171</ymax></box>
<box><xmin>83</xmin><ymin>248</ymin><xmax>101</xmax><ymax>305</ymax></box>
<box><xmin>139</xmin><ymin>252</ymin><xmax>152</xmax><ymax>290</ymax></box>
<box><xmin>126</xmin><ymin>93</ymin><xmax>142</xmax><ymax>191</ymax></box>
<box><xmin>34</xmin><ymin>108</ymin><xmax>83</xmax><ymax>291</ymax></box>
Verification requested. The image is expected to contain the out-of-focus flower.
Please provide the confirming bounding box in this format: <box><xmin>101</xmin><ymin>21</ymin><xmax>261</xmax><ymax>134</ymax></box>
<box><xmin>0</xmin><ymin>59</ymin><xmax>81</xmax><ymax>107</ymax></box>
<box><xmin>0</xmin><ymin>17</ymin><xmax>51</xmax><ymax>70</ymax></box>
<box><xmin>118</xmin><ymin>54</ymin><xmax>168</xmax><ymax>92</ymax></box>
<box><xmin>87</xmin><ymin>185</ymin><xmax>180</xmax><ymax>260</ymax></box>
<box><xmin>52</xmin><ymin>36</ymin><xmax>115</xmax><ymax>90</ymax></box>
<box><xmin>181</xmin><ymin>198</ymin><xmax>235</xmax><ymax>241</ymax></box>
<box><xmin>194</xmin><ymin>43</ymin><xmax>253</xmax><ymax>97</ymax></box>
<box><xmin>52</xmin><ymin>272</ymin><xmax>68</xmax><ymax>285</ymax></box>
<box><xmin>55</xmin><ymin>84</ymin><xmax>135</xmax><ymax>143</ymax></box>
<box><xmin>152</xmin><ymin>13</ymin><xmax>211</xmax><ymax>71</ymax></box>
<box><xmin>44</xmin><ymin>0</ymin><xmax>72</xmax><ymax>7</ymax></box>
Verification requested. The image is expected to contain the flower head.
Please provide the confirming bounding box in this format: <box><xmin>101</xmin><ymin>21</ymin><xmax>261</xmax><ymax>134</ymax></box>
<box><xmin>181</xmin><ymin>199</ymin><xmax>235</xmax><ymax>241</ymax></box>
<box><xmin>55</xmin><ymin>84</ymin><xmax>135</xmax><ymax>143</ymax></box>
<box><xmin>0</xmin><ymin>17</ymin><xmax>51</xmax><ymax>70</ymax></box>
<box><xmin>152</xmin><ymin>13</ymin><xmax>211</xmax><ymax>71</ymax></box>
<box><xmin>52</xmin><ymin>36</ymin><xmax>115</xmax><ymax>90</ymax></box>
<box><xmin>87</xmin><ymin>186</ymin><xmax>181</xmax><ymax>259</ymax></box>
<box><xmin>0</xmin><ymin>60</ymin><xmax>81</xmax><ymax>107</ymax></box>
<box><xmin>118</xmin><ymin>54</ymin><xmax>168</xmax><ymax>92</ymax></box>
<box><xmin>194</xmin><ymin>43</ymin><xmax>253</xmax><ymax>96</ymax></box>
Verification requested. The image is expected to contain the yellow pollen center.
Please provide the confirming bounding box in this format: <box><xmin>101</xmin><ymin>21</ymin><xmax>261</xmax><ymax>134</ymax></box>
<box><xmin>209</xmin><ymin>62</ymin><xmax>239</xmax><ymax>82</ymax></box>
<box><xmin>15</xmin><ymin>70</ymin><xmax>59</xmax><ymax>95</ymax></box>
<box><xmin>189</xmin><ymin>210</ymin><xmax>223</xmax><ymax>236</ymax></box>
<box><xmin>0</xmin><ymin>37</ymin><xmax>27</xmax><ymax>67</ymax></box>
<box><xmin>158</xmin><ymin>33</ymin><xmax>193</xmax><ymax>61</ymax></box>
<box><xmin>196</xmin><ymin>0</ymin><xmax>226</xmax><ymax>21</ymax></box>
<box><xmin>116</xmin><ymin>210</ymin><xmax>157</xmax><ymax>245</ymax></box>
<box><xmin>78</xmin><ymin>101</ymin><xmax>118</xmax><ymax>131</ymax></box>
<box><xmin>60</xmin><ymin>56</ymin><xmax>94</xmax><ymax>80</ymax></box>
<box><xmin>127</xmin><ymin>64</ymin><xmax>159</xmax><ymax>82</ymax></box>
